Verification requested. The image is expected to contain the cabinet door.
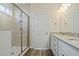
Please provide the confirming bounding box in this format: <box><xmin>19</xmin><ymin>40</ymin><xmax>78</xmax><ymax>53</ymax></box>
<box><xmin>50</xmin><ymin>36</ymin><xmax>54</xmax><ymax>54</ymax></box>
<box><xmin>22</xmin><ymin>12</ymin><xmax>28</xmax><ymax>50</ymax></box>
<box><xmin>51</xmin><ymin>36</ymin><xmax>58</xmax><ymax>55</ymax></box>
<box><xmin>58</xmin><ymin>47</ymin><xmax>67</xmax><ymax>56</ymax></box>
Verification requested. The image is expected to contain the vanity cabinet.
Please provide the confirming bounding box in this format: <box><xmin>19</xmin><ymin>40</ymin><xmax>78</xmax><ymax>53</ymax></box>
<box><xmin>50</xmin><ymin>35</ymin><xmax>58</xmax><ymax>56</ymax></box>
<box><xmin>73</xmin><ymin>12</ymin><xmax>79</xmax><ymax>33</ymax></box>
<box><xmin>50</xmin><ymin>35</ymin><xmax>79</xmax><ymax>56</ymax></box>
<box><xmin>58</xmin><ymin>39</ymin><xmax>79</xmax><ymax>56</ymax></box>
<box><xmin>58</xmin><ymin>46</ymin><xmax>67</xmax><ymax>56</ymax></box>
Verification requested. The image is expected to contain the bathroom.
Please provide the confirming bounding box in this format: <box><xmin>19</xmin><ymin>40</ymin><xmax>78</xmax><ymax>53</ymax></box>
<box><xmin>0</xmin><ymin>3</ymin><xmax>79</xmax><ymax>56</ymax></box>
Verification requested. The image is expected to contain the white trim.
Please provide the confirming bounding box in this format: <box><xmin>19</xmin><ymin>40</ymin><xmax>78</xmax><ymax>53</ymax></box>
<box><xmin>30</xmin><ymin>47</ymin><xmax>50</xmax><ymax>50</ymax></box>
<box><xmin>20</xmin><ymin>47</ymin><xmax>29</xmax><ymax>56</ymax></box>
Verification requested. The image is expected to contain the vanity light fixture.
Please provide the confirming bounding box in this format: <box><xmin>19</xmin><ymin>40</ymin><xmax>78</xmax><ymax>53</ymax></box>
<box><xmin>60</xmin><ymin>6</ymin><xmax>65</xmax><ymax>12</ymax></box>
<box><xmin>67</xmin><ymin>3</ymin><xmax>71</xmax><ymax>7</ymax></box>
<box><xmin>58</xmin><ymin>3</ymin><xmax>71</xmax><ymax>13</ymax></box>
<box><xmin>62</xmin><ymin>3</ymin><xmax>71</xmax><ymax>7</ymax></box>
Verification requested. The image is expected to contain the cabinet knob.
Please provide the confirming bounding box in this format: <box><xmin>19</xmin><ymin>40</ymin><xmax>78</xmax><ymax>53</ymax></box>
<box><xmin>62</xmin><ymin>54</ymin><xmax>64</xmax><ymax>56</ymax></box>
<box><xmin>45</xmin><ymin>33</ymin><xmax>48</xmax><ymax>34</ymax></box>
<box><xmin>11</xmin><ymin>52</ymin><xmax>14</xmax><ymax>55</ymax></box>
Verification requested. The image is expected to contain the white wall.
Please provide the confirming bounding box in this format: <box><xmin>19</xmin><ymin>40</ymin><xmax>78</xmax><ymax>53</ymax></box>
<box><xmin>0</xmin><ymin>31</ymin><xmax>11</xmax><ymax>56</ymax></box>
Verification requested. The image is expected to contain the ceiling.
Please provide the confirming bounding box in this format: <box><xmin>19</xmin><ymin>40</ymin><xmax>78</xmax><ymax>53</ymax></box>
<box><xmin>15</xmin><ymin>3</ymin><xmax>62</xmax><ymax>15</ymax></box>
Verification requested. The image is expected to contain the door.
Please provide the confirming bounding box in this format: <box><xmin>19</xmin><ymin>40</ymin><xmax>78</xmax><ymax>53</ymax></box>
<box><xmin>30</xmin><ymin>13</ymin><xmax>49</xmax><ymax>49</ymax></box>
<box><xmin>22</xmin><ymin>12</ymin><xmax>28</xmax><ymax>50</ymax></box>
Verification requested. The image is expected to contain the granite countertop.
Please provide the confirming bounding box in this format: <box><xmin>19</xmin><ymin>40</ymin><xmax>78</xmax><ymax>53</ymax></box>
<box><xmin>51</xmin><ymin>33</ymin><xmax>79</xmax><ymax>50</ymax></box>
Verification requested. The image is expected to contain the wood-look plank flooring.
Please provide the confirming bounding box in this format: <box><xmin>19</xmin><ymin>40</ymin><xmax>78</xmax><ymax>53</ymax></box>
<box><xmin>24</xmin><ymin>48</ymin><xmax>53</xmax><ymax>56</ymax></box>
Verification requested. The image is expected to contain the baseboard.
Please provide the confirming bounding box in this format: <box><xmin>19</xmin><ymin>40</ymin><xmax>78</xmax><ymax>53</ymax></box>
<box><xmin>30</xmin><ymin>47</ymin><xmax>50</xmax><ymax>50</ymax></box>
<box><xmin>19</xmin><ymin>47</ymin><xmax>29</xmax><ymax>56</ymax></box>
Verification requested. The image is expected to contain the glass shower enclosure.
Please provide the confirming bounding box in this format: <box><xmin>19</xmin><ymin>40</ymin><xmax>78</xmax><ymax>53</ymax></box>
<box><xmin>0</xmin><ymin>3</ymin><xmax>29</xmax><ymax>56</ymax></box>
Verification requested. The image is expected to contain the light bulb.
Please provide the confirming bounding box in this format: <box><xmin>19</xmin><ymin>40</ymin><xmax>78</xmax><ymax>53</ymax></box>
<box><xmin>67</xmin><ymin>3</ymin><xmax>71</xmax><ymax>7</ymax></box>
<box><xmin>58</xmin><ymin>3</ymin><xmax>71</xmax><ymax>13</ymax></box>
<box><xmin>60</xmin><ymin>7</ymin><xmax>65</xmax><ymax>12</ymax></box>
<box><xmin>62</xmin><ymin>4</ymin><xmax>66</xmax><ymax>7</ymax></box>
